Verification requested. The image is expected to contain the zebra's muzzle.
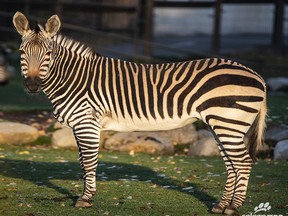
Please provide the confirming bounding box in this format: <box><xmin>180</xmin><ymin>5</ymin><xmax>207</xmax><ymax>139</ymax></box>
<box><xmin>23</xmin><ymin>76</ymin><xmax>42</xmax><ymax>93</ymax></box>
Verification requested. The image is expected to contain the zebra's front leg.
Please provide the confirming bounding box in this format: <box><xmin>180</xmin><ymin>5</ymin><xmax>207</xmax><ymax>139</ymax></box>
<box><xmin>73</xmin><ymin>120</ymin><xmax>101</xmax><ymax>208</ymax></box>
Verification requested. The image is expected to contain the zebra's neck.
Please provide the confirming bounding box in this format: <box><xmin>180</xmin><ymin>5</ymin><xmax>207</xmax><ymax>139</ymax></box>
<box><xmin>53</xmin><ymin>34</ymin><xmax>95</xmax><ymax>59</ymax></box>
<box><xmin>42</xmin><ymin>34</ymin><xmax>97</xmax><ymax>100</ymax></box>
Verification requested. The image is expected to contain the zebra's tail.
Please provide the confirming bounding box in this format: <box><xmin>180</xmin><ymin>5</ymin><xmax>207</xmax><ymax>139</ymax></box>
<box><xmin>248</xmin><ymin>95</ymin><xmax>267</xmax><ymax>162</ymax></box>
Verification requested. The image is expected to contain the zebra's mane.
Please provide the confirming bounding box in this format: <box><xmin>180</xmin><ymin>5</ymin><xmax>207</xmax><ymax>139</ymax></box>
<box><xmin>53</xmin><ymin>34</ymin><xmax>95</xmax><ymax>59</ymax></box>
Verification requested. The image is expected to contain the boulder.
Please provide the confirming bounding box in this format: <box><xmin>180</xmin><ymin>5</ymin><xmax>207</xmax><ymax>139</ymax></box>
<box><xmin>266</xmin><ymin>77</ymin><xmax>288</xmax><ymax>91</ymax></box>
<box><xmin>274</xmin><ymin>140</ymin><xmax>288</xmax><ymax>160</ymax></box>
<box><xmin>104</xmin><ymin>132</ymin><xmax>174</xmax><ymax>155</ymax></box>
<box><xmin>161</xmin><ymin>124</ymin><xmax>198</xmax><ymax>145</ymax></box>
<box><xmin>197</xmin><ymin>129</ymin><xmax>214</xmax><ymax>140</ymax></box>
<box><xmin>265</xmin><ymin>124</ymin><xmax>288</xmax><ymax>145</ymax></box>
<box><xmin>0</xmin><ymin>122</ymin><xmax>39</xmax><ymax>144</ymax></box>
<box><xmin>188</xmin><ymin>129</ymin><xmax>220</xmax><ymax>156</ymax></box>
<box><xmin>53</xmin><ymin>121</ymin><xmax>66</xmax><ymax>129</ymax></box>
<box><xmin>51</xmin><ymin>126</ymin><xmax>113</xmax><ymax>148</ymax></box>
<box><xmin>100</xmin><ymin>131</ymin><xmax>115</xmax><ymax>146</ymax></box>
<box><xmin>52</xmin><ymin>128</ymin><xmax>77</xmax><ymax>149</ymax></box>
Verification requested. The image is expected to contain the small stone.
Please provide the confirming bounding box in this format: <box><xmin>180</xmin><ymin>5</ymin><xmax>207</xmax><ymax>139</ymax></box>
<box><xmin>38</xmin><ymin>130</ymin><xmax>46</xmax><ymax>136</ymax></box>
<box><xmin>46</xmin><ymin>119</ymin><xmax>54</xmax><ymax>124</ymax></box>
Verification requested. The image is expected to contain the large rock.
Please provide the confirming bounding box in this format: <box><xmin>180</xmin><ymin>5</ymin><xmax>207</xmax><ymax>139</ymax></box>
<box><xmin>265</xmin><ymin>124</ymin><xmax>288</xmax><ymax>145</ymax></box>
<box><xmin>266</xmin><ymin>77</ymin><xmax>288</xmax><ymax>91</ymax></box>
<box><xmin>197</xmin><ymin>129</ymin><xmax>214</xmax><ymax>140</ymax></box>
<box><xmin>52</xmin><ymin>128</ymin><xmax>77</xmax><ymax>149</ymax></box>
<box><xmin>188</xmin><ymin>129</ymin><xmax>220</xmax><ymax>156</ymax></box>
<box><xmin>104</xmin><ymin>132</ymin><xmax>174</xmax><ymax>155</ymax></box>
<box><xmin>53</xmin><ymin>121</ymin><xmax>66</xmax><ymax>129</ymax></box>
<box><xmin>160</xmin><ymin>124</ymin><xmax>198</xmax><ymax>145</ymax></box>
<box><xmin>0</xmin><ymin>122</ymin><xmax>39</xmax><ymax>144</ymax></box>
<box><xmin>274</xmin><ymin>140</ymin><xmax>288</xmax><ymax>160</ymax></box>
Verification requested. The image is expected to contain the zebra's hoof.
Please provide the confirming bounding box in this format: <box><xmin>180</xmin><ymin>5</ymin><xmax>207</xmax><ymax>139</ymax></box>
<box><xmin>211</xmin><ymin>204</ymin><xmax>225</xmax><ymax>214</ymax></box>
<box><xmin>223</xmin><ymin>206</ymin><xmax>239</xmax><ymax>216</ymax></box>
<box><xmin>75</xmin><ymin>197</ymin><xmax>92</xmax><ymax>208</ymax></box>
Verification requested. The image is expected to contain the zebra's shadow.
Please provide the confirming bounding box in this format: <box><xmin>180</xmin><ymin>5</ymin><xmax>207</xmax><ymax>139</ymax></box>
<box><xmin>0</xmin><ymin>158</ymin><xmax>217</xmax><ymax>210</ymax></box>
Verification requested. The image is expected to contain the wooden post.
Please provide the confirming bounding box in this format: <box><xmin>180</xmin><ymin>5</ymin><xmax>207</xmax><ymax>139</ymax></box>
<box><xmin>212</xmin><ymin>0</ymin><xmax>222</xmax><ymax>53</ymax></box>
<box><xmin>143</xmin><ymin>0</ymin><xmax>154</xmax><ymax>60</ymax></box>
<box><xmin>272</xmin><ymin>0</ymin><xmax>284</xmax><ymax>55</ymax></box>
<box><xmin>54</xmin><ymin>0</ymin><xmax>62</xmax><ymax>18</ymax></box>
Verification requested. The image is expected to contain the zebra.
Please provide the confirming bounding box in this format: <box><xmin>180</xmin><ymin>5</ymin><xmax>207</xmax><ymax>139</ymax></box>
<box><xmin>13</xmin><ymin>12</ymin><xmax>267</xmax><ymax>215</ymax></box>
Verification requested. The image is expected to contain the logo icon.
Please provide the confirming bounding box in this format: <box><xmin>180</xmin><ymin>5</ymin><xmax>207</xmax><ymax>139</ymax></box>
<box><xmin>253</xmin><ymin>202</ymin><xmax>271</xmax><ymax>213</ymax></box>
<box><xmin>242</xmin><ymin>202</ymin><xmax>283</xmax><ymax>216</ymax></box>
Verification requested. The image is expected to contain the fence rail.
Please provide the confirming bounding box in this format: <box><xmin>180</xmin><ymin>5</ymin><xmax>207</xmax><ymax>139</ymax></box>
<box><xmin>1</xmin><ymin>1</ymin><xmax>136</xmax><ymax>13</ymax></box>
<box><xmin>1</xmin><ymin>0</ymin><xmax>287</xmax><ymax>56</ymax></box>
<box><xmin>153</xmin><ymin>0</ymin><xmax>287</xmax><ymax>54</ymax></box>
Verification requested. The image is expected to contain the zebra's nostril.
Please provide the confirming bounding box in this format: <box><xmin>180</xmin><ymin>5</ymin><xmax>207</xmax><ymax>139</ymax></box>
<box><xmin>26</xmin><ymin>84</ymin><xmax>40</xmax><ymax>92</ymax></box>
<box><xmin>23</xmin><ymin>76</ymin><xmax>42</xmax><ymax>93</ymax></box>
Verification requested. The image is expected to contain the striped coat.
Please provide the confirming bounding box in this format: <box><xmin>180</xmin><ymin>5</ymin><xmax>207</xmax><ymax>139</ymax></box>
<box><xmin>13</xmin><ymin>12</ymin><xmax>266</xmax><ymax>215</ymax></box>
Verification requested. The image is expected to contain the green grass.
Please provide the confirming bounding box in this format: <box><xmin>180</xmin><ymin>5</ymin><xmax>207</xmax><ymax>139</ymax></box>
<box><xmin>0</xmin><ymin>145</ymin><xmax>287</xmax><ymax>216</ymax></box>
<box><xmin>0</xmin><ymin>76</ymin><xmax>51</xmax><ymax>111</ymax></box>
<box><xmin>267</xmin><ymin>92</ymin><xmax>288</xmax><ymax>124</ymax></box>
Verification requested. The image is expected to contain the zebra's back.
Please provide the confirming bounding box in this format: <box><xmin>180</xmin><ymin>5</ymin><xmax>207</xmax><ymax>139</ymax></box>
<box><xmin>92</xmin><ymin>58</ymin><xmax>265</xmax><ymax>132</ymax></box>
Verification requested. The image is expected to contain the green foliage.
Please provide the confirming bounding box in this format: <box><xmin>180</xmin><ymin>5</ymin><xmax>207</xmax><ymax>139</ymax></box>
<box><xmin>0</xmin><ymin>145</ymin><xmax>287</xmax><ymax>216</ymax></box>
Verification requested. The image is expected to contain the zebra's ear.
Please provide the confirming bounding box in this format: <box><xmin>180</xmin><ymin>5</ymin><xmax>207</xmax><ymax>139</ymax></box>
<box><xmin>45</xmin><ymin>15</ymin><xmax>61</xmax><ymax>37</ymax></box>
<box><xmin>13</xmin><ymin>11</ymin><xmax>31</xmax><ymax>36</ymax></box>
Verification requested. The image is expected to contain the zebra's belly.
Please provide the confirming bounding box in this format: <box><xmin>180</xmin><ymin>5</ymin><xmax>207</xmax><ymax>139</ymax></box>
<box><xmin>100</xmin><ymin>116</ymin><xmax>198</xmax><ymax>132</ymax></box>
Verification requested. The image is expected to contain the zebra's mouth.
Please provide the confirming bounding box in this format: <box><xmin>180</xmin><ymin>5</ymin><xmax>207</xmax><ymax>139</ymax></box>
<box><xmin>23</xmin><ymin>76</ymin><xmax>42</xmax><ymax>93</ymax></box>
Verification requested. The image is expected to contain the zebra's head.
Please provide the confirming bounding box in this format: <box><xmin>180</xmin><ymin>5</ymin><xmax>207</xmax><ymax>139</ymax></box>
<box><xmin>13</xmin><ymin>12</ymin><xmax>61</xmax><ymax>93</ymax></box>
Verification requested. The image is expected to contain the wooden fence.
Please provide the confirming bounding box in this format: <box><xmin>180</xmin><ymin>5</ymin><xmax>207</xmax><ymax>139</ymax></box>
<box><xmin>1</xmin><ymin>0</ymin><xmax>287</xmax><ymax>57</ymax></box>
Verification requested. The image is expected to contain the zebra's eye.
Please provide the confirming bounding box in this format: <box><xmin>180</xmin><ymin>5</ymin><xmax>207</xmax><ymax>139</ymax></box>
<box><xmin>19</xmin><ymin>49</ymin><xmax>25</xmax><ymax>55</ymax></box>
<box><xmin>48</xmin><ymin>41</ymin><xmax>54</xmax><ymax>49</ymax></box>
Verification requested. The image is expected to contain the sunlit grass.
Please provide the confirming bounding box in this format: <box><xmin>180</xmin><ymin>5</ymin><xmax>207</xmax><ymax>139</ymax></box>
<box><xmin>0</xmin><ymin>145</ymin><xmax>287</xmax><ymax>216</ymax></box>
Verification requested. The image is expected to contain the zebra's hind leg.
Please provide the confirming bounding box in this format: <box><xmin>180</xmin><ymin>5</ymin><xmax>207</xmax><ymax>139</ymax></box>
<box><xmin>210</xmin><ymin>126</ymin><xmax>253</xmax><ymax>215</ymax></box>
<box><xmin>73</xmin><ymin>120</ymin><xmax>101</xmax><ymax>208</ymax></box>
